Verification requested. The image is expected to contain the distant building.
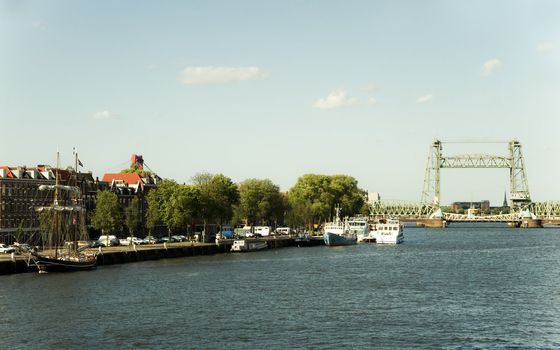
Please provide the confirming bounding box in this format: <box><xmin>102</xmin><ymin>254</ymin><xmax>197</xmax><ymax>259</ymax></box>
<box><xmin>0</xmin><ymin>165</ymin><xmax>96</xmax><ymax>242</ymax></box>
<box><xmin>451</xmin><ymin>200</ymin><xmax>490</xmax><ymax>211</ymax></box>
<box><xmin>368</xmin><ymin>192</ymin><xmax>380</xmax><ymax>203</ymax></box>
<box><xmin>100</xmin><ymin>155</ymin><xmax>162</xmax><ymax>236</ymax></box>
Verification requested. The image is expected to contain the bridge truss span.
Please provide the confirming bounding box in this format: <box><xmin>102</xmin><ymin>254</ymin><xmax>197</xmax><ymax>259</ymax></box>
<box><xmin>532</xmin><ymin>201</ymin><xmax>560</xmax><ymax>219</ymax></box>
<box><xmin>369</xmin><ymin>200</ymin><xmax>437</xmax><ymax>219</ymax></box>
<box><xmin>442</xmin><ymin>212</ymin><xmax>520</xmax><ymax>222</ymax></box>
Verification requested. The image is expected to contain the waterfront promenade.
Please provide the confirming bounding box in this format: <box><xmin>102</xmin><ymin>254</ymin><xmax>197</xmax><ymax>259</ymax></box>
<box><xmin>0</xmin><ymin>235</ymin><xmax>323</xmax><ymax>275</ymax></box>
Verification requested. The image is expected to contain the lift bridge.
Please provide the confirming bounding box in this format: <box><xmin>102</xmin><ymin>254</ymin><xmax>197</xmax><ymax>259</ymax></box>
<box><xmin>369</xmin><ymin>140</ymin><xmax>560</xmax><ymax>228</ymax></box>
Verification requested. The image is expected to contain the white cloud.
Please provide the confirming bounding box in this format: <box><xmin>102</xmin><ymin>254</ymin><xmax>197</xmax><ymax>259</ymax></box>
<box><xmin>313</xmin><ymin>90</ymin><xmax>358</xmax><ymax>109</ymax></box>
<box><xmin>92</xmin><ymin>110</ymin><xmax>114</xmax><ymax>120</ymax></box>
<box><xmin>416</xmin><ymin>95</ymin><xmax>433</xmax><ymax>104</ymax></box>
<box><xmin>482</xmin><ymin>59</ymin><xmax>502</xmax><ymax>76</ymax></box>
<box><xmin>537</xmin><ymin>42</ymin><xmax>556</xmax><ymax>53</ymax></box>
<box><xmin>180</xmin><ymin>66</ymin><xmax>268</xmax><ymax>85</ymax></box>
<box><xmin>367</xmin><ymin>97</ymin><xmax>377</xmax><ymax>105</ymax></box>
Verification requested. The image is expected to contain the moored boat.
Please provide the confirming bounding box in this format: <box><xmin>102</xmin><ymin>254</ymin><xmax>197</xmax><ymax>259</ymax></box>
<box><xmin>29</xmin><ymin>152</ymin><xmax>97</xmax><ymax>273</ymax></box>
<box><xmin>347</xmin><ymin>216</ymin><xmax>374</xmax><ymax>243</ymax></box>
<box><xmin>230</xmin><ymin>239</ymin><xmax>268</xmax><ymax>252</ymax></box>
<box><xmin>323</xmin><ymin>205</ymin><xmax>356</xmax><ymax>246</ymax></box>
<box><xmin>374</xmin><ymin>219</ymin><xmax>404</xmax><ymax>244</ymax></box>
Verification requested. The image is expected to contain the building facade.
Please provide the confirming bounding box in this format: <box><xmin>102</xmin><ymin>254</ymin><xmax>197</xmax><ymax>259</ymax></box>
<box><xmin>0</xmin><ymin>165</ymin><xmax>97</xmax><ymax>243</ymax></box>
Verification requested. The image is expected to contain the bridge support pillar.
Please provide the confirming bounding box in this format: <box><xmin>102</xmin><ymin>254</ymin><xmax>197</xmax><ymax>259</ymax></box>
<box><xmin>519</xmin><ymin>219</ymin><xmax>542</xmax><ymax>228</ymax></box>
<box><xmin>416</xmin><ymin>218</ymin><xmax>447</xmax><ymax>228</ymax></box>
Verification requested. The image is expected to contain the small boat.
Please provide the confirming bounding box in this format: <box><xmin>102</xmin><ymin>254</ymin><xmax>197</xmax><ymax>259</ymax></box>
<box><xmin>29</xmin><ymin>152</ymin><xmax>97</xmax><ymax>273</ymax></box>
<box><xmin>230</xmin><ymin>239</ymin><xmax>268</xmax><ymax>252</ymax></box>
<box><xmin>323</xmin><ymin>205</ymin><xmax>356</xmax><ymax>246</ymax></box>
<box><xmin>374</xmin><ymin>219</ymin><xmax>404</xmax><ymax>244</ymax></box>
<box><xmin>294</xmin><ymin>232</ymin><xmax>312</xmax><ymax>246</ymax></box>
<box><xmin>346</xmin><ymin>216</ymin><xmax>373</xmax><ymax>243</ymax></box>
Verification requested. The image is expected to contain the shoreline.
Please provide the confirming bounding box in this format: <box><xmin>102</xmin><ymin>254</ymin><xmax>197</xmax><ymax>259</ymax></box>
<box><xmin>0</xmin><ymin>236</ymin><xmax>325</xmax><ymax>275</ymax></box>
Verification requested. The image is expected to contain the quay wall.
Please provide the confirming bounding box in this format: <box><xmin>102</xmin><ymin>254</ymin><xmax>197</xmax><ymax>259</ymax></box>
<box><xmin>0</xmin><ymin>236</ymin><xmax>314</xmax><ymax>276</ymax></box>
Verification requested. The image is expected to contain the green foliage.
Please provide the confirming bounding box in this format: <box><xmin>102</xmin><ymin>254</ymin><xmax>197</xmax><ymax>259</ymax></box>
<box><xmin>145</xmin><ymin>179</ymin><xmax>178</xmax><ymax>233</ymax></box>
<box><xmin>237</xmin><ymin>178</ymin><xmax>284</xmax><ymax>226</ymax></box>
<box><xmin>39</xmin><ymin>210</ymin><xmax>53</xmax><ymax>234</ymax></box>
<box><xmin>121</xmin><ymin>163</ymin><xmax>152</xmax><ymax>176</ymax></box>
<box><xmin>162</xmin><ymin>185</ymin><xmax>200</xmax><ymax>233</ymax></box>
<box><xmin>124</xmin><ymin>197</ymin><xmax>141</xmax><ymax>236</ymax></box>
<box><xmin>287</xmin><ymin>174</ymin><xmax>366</xmax><ymax>227</ymax></box>
<box><xmin>192</xmin><ymin>173</ymin><xmax>240</xmax><ymax>225</ymax></box>
<box><xmin>14</xmin><ymin>220</ymin><xmax>24</xmax><ymax>243</ymax></box>
<box><xmin>92</xmin><ymin>190</ymin><xmax>123</xmax><ymax>235</ymax></box>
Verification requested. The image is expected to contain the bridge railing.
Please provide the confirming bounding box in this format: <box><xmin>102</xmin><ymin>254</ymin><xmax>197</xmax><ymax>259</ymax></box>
<box><xmin>532</xmin><ymin>201</ymin><xmax>560</xmax><ymax>218</ymax></box>
<box><xmin>369</xmin><ymin>200</ymin><xmax>437</xmax><ymax>219</ymax></box>
<box><xmin>442</xmin><ymin>212</ymin><xmax>520</xmax><ymax>222</ymax></box>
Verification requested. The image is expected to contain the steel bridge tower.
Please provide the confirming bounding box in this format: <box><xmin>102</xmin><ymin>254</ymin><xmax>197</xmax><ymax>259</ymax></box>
<box><xmin>420</xmin><ymin>140</ymin><xmax>531</xmax><ymax>211</ymax></box>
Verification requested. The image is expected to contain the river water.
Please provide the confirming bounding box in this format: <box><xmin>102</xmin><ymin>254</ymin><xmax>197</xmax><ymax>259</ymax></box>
<box><xmin>1</xmin><ymin>224</ymin><xmax>560</xmax><ymax>349</ymax></box>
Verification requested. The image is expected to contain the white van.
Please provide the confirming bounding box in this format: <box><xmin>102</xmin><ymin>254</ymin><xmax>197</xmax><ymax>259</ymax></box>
<box><xmin>98</xmin><ymin>235</ymin><xmax>119</xmax><ymax>246</ymax></box>
<box><xmin>275</xmin><ymin>227</ymin><xmax>291</xmax><ymax>235</ymax></box>
<box><xmin>243</xmin><ymin>226</ymin><xmax>272</xmax><ymax>237</ymax></box>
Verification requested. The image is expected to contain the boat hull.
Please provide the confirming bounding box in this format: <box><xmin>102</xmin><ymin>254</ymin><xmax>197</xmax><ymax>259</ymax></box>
<box><xmin>375</xmin><ymin>233</ymin><xmax>404</xmax><ymax>244</ymax></box>
<box><xmin>323</xmin><ymin>232</ymin><xmax>356</xmax><ymax>246</ymax></box>
<box><xmin>357</xmin><ymin>233</ymin><xmax>377</xmax><ymax>243</ymax></box>
<box><xmin>230</xmin><ymin>240</ymin><xmax>268</xmax><ymax>252</ymax></box>
<box><xmin>34</xmin><ymin>256</ymin><xmax>97</xmax><ymax>272</ymax></box>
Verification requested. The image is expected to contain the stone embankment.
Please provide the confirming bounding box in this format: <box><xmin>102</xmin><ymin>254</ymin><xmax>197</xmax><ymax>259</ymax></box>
<box><xmin>0</xmin><ymin>236</ymin><xmax>324</xmax><ymax>276</ymax></box>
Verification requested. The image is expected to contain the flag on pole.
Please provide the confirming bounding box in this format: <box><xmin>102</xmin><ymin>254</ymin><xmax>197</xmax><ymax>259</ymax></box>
<box><xmin>78</xmin><ymin>159</ymin><xmax>83</xmax><ymax>167</ymax></box>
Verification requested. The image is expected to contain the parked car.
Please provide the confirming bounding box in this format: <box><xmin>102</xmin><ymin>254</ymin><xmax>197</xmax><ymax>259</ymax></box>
<box><xmin>0</xmin><ymin>243</ymin><xmax>15</xmax><ymax>254</ymax></box>
<box><xmin>98</xmin><ymin>235</ymin><xmax>120</xmax><ymax>247</ymax></box>
<box><xmin>12</xmin><ymin>242</ymin><xmax>32</xmax><ymax>251</ymax></box>
<box><xmin>89</xmin><ymin>240</ymin><xmax>103</xmax><ymax>248</ymax></box>
<box><xmin>161</xmin><ymin>236</ymin><xmax>176</xmax><ymax>243</ymax></box>
<box><xmin>171</xmin><ymin>235</ymin><xmax>186</xmax><ymax>242</ymax></box>
<box><xmin>144</xmin><ymin>236</ymin><xmax>159</xmax><ymax>244</ymax></box>
<box><xmin>121</xmin><ymin>236</ymin><xmax>146</xmax><ymax>244</ymax></box>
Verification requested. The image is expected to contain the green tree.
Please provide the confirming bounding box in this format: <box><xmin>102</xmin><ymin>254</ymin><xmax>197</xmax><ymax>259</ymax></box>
<box><xmin>162</xmin><ymin>185</ymin><xmax>200</xmax><ymax>236</ymax></box>
<box><xmin>287</xmin><ymin>174</ymin><xmax>366</xmax><ymax>227</ymax></box>
<box><xmin>14</xmin><ymin>220</ymin><xmax>24</xmax><ymax>243</ymax></box>
<box><xmin>38</xmin><ymin>210</ymin><xmax>53</xmax><ymax>244</ymax></box>
<box><xmin>145</xmin><ymin>179</ymin><xmax>178</xmax><ymax>235</ymax></box>
<box><xmin>124</xmin><ymin>197</ymin><xmax>141</xmax><ymax>238</ymax></box>
<box><xmin>92</xmin><ymin>190</ymin><xmax>123</xmax><ymax>245</ymax></box>
<box><xmin>120</xmin><ymin>163</ymin><xmax>153</xmax><ymax>176</ymax></box>
<box><xmin>192</xmin><ymin>173</ymin><xmax>240</xmax><ymax>232</ymax></box>
<box><xmin>238</xmin><ymin>179</ymin><xmax>284</xmax><ymax>227</ymax></box>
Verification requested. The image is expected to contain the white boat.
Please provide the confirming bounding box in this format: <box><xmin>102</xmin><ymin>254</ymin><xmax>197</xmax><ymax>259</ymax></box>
<box><xmin>323</xmin><ymin>205</ymin><xmax>357</xmax><ymax>246</ymax></box>
<box><xmin>348</xmin><ymin>217</ymin><xmax>373</xmax><ymax>243</ymax></box>
<box><xmin>230</xmin><ymin>239</ymin><xmax>268</xmax><ymax>252</ymax></box>
<box><xmin>357</xmin><ymin>226</ymin><xmax>377</xmax><ymax>243</ymax></box>
<box><xmin>374</xmin><ymin>219</ymin><xmax>404</xmax><ymax>244</ymax></box>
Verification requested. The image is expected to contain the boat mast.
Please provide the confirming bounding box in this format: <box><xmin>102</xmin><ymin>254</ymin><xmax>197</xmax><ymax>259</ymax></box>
<box><xmin>54</xmin><ymin>152</ymin><xmax>59</xmax><ymax>206</ymax></box>
<box><xmin>54</xmin><ymin>151</ymin><xmax>60</xmax><ymax>258</ymax></box>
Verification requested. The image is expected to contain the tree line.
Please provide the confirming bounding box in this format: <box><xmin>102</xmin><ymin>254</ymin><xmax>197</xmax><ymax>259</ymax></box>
<box><xmin>90</xmin><ymin>173</ymin><xmax>369</xmax><ymax>238</ymax></box>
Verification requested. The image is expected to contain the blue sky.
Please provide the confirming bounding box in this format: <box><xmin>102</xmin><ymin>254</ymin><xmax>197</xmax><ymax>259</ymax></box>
<box><xmin>1</xmin><ymin>0</ymin><xmax>559</xmax><ymax>205</ymax></box>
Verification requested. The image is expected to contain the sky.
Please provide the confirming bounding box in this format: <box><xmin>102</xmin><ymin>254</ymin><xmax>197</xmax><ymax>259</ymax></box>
<box><xmin>1</xmin><ymin>0</ymin><xmax>559</xmax><ymax>206</ymax></box>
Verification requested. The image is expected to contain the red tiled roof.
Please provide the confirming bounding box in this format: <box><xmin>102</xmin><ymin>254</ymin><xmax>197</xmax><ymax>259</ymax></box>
<box><xmin>0</xmin><ymin>166</ymin><xmax>14</xmax><ymax>178</ymax></box>
<box><xmin>102</xmin><ymin>173</ymin><xmax>143</xmax><ymax>185</ymax></box>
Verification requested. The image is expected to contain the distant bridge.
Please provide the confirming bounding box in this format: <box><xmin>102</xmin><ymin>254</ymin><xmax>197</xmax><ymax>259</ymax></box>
<box><xmin>369</xmin><ymin>140</ymin><xmax>560</xmax><ymax>228</ymax></box>
<box><xmin>370</xmin><ymin>199</ymin><xmax>560</xmax><ymax>227</ymax></box>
